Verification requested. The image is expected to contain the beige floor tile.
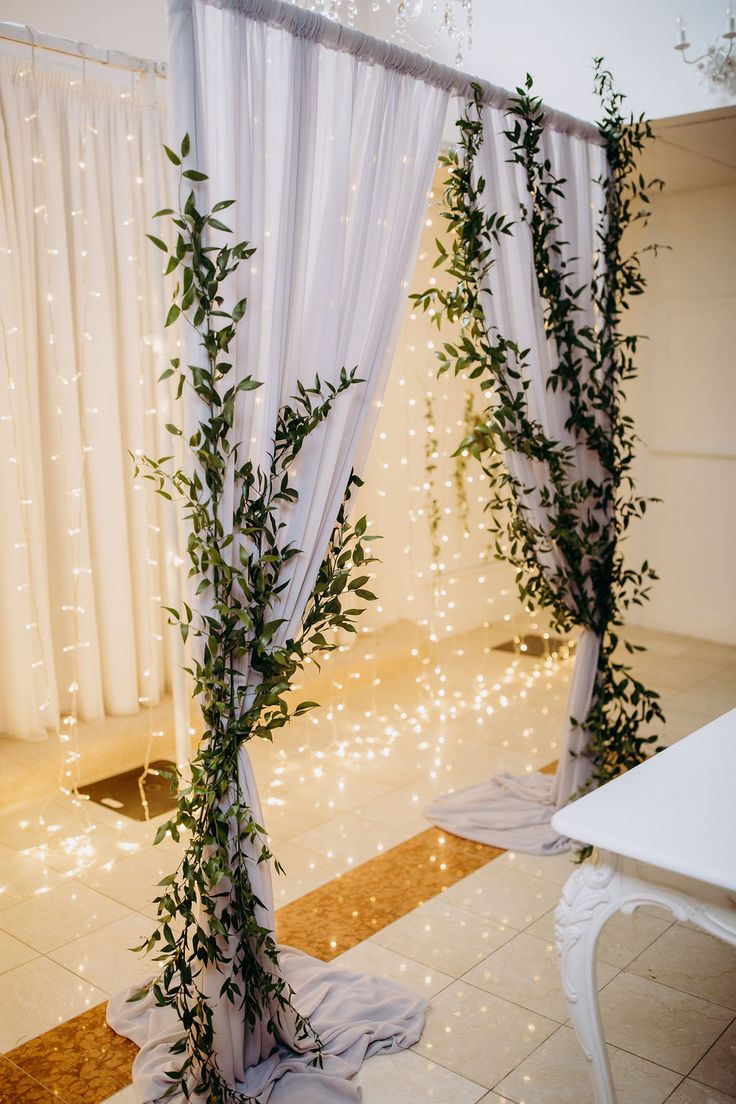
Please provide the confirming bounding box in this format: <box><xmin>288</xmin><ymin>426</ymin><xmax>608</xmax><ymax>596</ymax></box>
<box><xmin>448</xmin><ymin>746</ymin><xmax>551</xmax><ymax>791</ymax></box>
<box><xmin>78</xmin><ymin>842</ymin><xmax>180</xmax><ymax>912</ymax></box>
<box><xmin>628</xmin><ymin>925</ymin><xmax>736</xmax><ymax>1010</ymax></box>
<box><xmin>678</xmin><ymin>641</ymin><xmax>736</xmax><ymax>666</ymax></box>
<box><xmin>495</xmin><ymin>1024</ymin><xmax>680</xmax><ymax>1103</ymax></box>
<box><xmin>374</xmin><ymin>897</ymin><xmax>516</xmax><ymax>977</ymax></box>
<box><xmin>528</xmin><ymin>904</ymin><xmax>671</xmax><ymax>969</ymax></box>
<box><xmin>691</xmin><ymin>1021</ymin><xmax>736</xmax><ymax>1096</ymax></box>
<box><xmin>493</xmin><ymin>849</ymin><xmax>579</xmax><ymax>886</ymax></box>
<box><xmin>0</xmin><ymin>797</ymin><xmax>91</xmax><ymax>852</ymax></box>
<box><xmin>276</xmin><ymin>763</ymin><xmax>396</xmax><ymax>811</ymax></box>
<box><xmin>290</xmin><ymin>812</ymin><xmax>405</xmax><ymax>868</ymax></box>
<box><xmin>0</xmin><ymin>927</ymin><xmax>37</xmax><ymax>973</ymax></box>
<box><xmin>21</xmin><ymin>822</ymin><xmax>146</xmax><ymax>876</ymax></box>
<box><xmin>356</xmin><ymin>788</ymin><xmax>432</xmax><ymax>836</ymax></box>
<box><xmin>80</xmin><ymin>805</ymin><xmax>172</xmax><ymax>848</ymax></box>
<box><xmin>673</xmin><ymin>678</ymin><xmax>736</xmax><ymax>720</ymax></box>
<box><xmin>259</xmin><ymin>789</ymin><xmax>345</xmax><ymax>839</ymax></box>
<box><xmin>0</xmin><ymin>850</ymin><xmax>63</xmax><ymax>910</ymax></box>
<box><xmin>333</xmin><ymin>939</ymin><xmax>454</xmax><ymax>1000</ymax></box>
<box><xmin>666</xmin><ymin>1080</ymin><xmax>736</xmax><ymax>1103</ymax></box>
<box><xmin>441</xmin><ymin>862</ymin><xmax>562</xmax><ymax>930</ymax></box>
<box><xmin>0</xmin><ymin>956</ymin><xmax>106</xmax><ymax>1051</ymax></box>
<box><xmin>354</xmin><ymin>1047</ymin><xmax>487</xmax><ymax>1103</ymax></box>
<box><xmin>463</xmin><ymin>931</ymin><xmax>618</xmax><ymax>1023</ymax></box>
<box><xmin>48</xmin><ymin>912</ymin><xmax>156</xmax><ymax>995</ymax></box>
<box><xmin>413</xmin><ymin>980</ymin><xmax>557</xmax><ymax>1088</ymax></box>
<box><xmin>599</xmin><ymin>972</ymin><xmax>733</xmax><ymax>1074</ymax></box>
<box><xmin>646</xmin><ymin>655</ymin><xmax>726</xmax><ymax>694</ymax></box>
<box><xmin>0</xmin><ymin>879</ymin><xmax>130</xmax><ymax>953</ymax></box>
<box><xmin>655</xmin><ymin>707</ymin><xmax>719</xmax><ymax>749</ymax></box>
<box><xmin>270</xmin><ymin>840</ymin><xmax>346</xmax><ymax>907</ymax></box>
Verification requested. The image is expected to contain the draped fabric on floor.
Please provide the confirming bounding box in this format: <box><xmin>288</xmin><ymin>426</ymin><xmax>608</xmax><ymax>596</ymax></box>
<box><xmin>425</xmin><ymin>102</ymin><xmax>610</xmax><ymax>856</ymax></box>
<box><xmin>0</xmin><ymin>51</ymin><xmax>180</xmax><ymax>740</ymax></box>
<box><xmin>108</xmin><ymin>0</ymin><xmax>450</xmax><ymax>1100</ymax></box>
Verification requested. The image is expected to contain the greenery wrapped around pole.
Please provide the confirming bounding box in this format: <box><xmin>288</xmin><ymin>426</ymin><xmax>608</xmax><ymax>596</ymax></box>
<box><xmin>413</xmin><ymin>63</ymin><xmax>665</xmax><ymax>836</ymax></box>
<box><xmin>132</xmin><ymin>136</ymin><xmax>379</xmax><ymax>1102</ymax></box>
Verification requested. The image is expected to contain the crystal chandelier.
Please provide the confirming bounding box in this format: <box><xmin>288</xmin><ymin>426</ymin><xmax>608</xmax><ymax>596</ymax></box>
<box><xmin>674</xmin><ymin>9</ymin><xmax>736</xmax><ymax>96</ymax></box>
<box><xmin>293</xmin><ymin>0</ymin><xmax>474</xmax><ymax>66</ymax></box>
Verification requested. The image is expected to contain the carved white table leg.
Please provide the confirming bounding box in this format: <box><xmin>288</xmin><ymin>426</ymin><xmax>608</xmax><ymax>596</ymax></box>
<box><xmin>555</xmin><ymin>858</ymin><xmax>623</xmax><ymax>1104</ymax></box>
<box><xmin>555</xmin><ymin>851</ymin><xmax>736</xmax><ymax>1104</ymax></box>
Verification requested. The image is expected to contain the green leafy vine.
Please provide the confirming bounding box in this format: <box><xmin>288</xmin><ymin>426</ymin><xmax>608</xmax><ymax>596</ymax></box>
<box><xmin>412</xmin><ymin>64</ymin><xmax>665</xmax><ymax>818</ymax></box>
<box><xmin>132</xmin><ymin>136</ymin><xmax>379</xmax><ymax>1102</ymax></box>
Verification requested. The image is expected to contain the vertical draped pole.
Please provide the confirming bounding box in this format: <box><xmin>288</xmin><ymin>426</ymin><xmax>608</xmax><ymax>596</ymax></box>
<box><xmin>164</xmin><ymin>0</ymin><xmax>199</xmax><ymax>772</ymax></box>
<box><xmin>166</xmin><ymin>0</ymin><xmax>197</xmax><ymax>161</ymax></box>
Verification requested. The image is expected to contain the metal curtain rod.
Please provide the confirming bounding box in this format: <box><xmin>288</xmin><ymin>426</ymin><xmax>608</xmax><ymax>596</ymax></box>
<box><xmin>0</xmin><ymin>21</ymin><xmax>167</xmax><ymax>77</ymax></box>
<box><xmin>198</xmin><ymin>0</ymin><xmax>603</xmax><ymax>144</ymax></box>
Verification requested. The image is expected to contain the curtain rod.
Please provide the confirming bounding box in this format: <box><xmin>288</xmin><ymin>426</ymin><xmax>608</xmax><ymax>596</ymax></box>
<box><xmin>198</xmin><ymin>0</ymin><xmax>603</xmax><ymax>143</ymax></box>
<box><xmin>0</xmin><ymin>21</ymin><xmax>167</xmax><ymax>77</ymax></box>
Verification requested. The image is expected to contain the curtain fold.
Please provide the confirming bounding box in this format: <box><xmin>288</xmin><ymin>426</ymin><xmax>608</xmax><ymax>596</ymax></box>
<box><xmin>425</xmin><ymin>101</ymin><xmax>610</xmax><ymax>856</ymax></box>
<box><xmin>108</xmin><ymin>1</ymin><xmax>449</xmax><ymax>1099</ymax></box>
<box><xmin>0</xmin><ymin>52</ymin><xmax>178</xmax><ymax>740</ymax></box>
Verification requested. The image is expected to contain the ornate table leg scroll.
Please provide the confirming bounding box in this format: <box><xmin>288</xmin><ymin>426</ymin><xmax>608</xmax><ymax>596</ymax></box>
<box><xmin>554</xmin><ymin>856</ymin><xmax>622</xmax><ymax>1104</ymax></box>
<box><xmin>555</xmin><ymin>851</ymin><xmax>736</xmax><ymax>1104</ymax></box>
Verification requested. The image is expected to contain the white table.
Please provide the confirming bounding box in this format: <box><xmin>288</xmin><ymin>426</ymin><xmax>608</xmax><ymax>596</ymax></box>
<box><xmin>551</xmin><ymin>710</ymin><xmax>736</xmax><ymax>1104</ymax></box>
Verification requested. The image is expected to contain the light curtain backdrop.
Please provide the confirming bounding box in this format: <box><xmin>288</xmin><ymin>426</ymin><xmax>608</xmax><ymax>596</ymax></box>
<box><xmin>108</xmin><ymin>0</ymin><xmax>450</xmax><ymax>1100</ymax></box>
<box><xmin>0</xmin><ymin>47</ymin><xmax>181</xmax><ymax>741</ymax></box>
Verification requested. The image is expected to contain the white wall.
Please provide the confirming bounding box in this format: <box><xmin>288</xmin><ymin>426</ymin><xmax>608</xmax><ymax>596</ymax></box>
<box><xmin>368</xmin><ymin>0</ymin><xmax>736</xmax><ymax>120</ymax></box>
<box><xmin>625</xmin><ymin>182</ymin><xmax>736</xmax><ymax>644</ymax></box>
<box><xmin>4</xmin><ymin>0</ymin><xmax>735</xmax><ymax>120</ymax></box>
<box><xmin>0</xmin><ymin>0</ymin><xmax>169</xmax><ymax>60</ymax></box>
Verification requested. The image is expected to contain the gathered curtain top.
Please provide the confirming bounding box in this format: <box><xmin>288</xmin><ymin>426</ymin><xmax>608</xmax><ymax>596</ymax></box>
<box><xmin>177</xmin><ymin>0</ymin><xmax>604</xmax><ymax>144</ymax></box>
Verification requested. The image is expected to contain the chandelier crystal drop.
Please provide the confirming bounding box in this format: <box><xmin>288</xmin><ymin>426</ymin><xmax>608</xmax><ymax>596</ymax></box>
<box><xmin>293</xmin><ymin>0</ymin><xmax>474</xmax><ymax>66</ymax></box>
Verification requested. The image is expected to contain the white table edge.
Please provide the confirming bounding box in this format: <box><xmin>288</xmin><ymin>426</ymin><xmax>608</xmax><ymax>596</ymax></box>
<box><xmin>551</xmin><ymin>808</ymin><xmax>736</xmax><ymax>895</ymax></box>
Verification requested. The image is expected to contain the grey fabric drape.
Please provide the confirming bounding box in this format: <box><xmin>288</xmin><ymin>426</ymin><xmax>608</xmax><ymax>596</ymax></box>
<box><xmin>425</xmin><ymin>101</ymin><xmax>610</xmax><ymax>856</ymax></box>
<box><xmin>107</xmin><ymin>0</ymin><xmax>449</xmax><ymax>1099</ymax></box>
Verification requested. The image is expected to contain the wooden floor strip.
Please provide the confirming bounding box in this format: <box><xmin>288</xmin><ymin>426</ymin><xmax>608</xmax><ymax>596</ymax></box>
<box><xmin>0</xmin><ymin>1057</ymin><xmax>59</xmax><ymax>1104</ymax></box>
<box><xmin>5</xmin><ymin>1005</ymin><xmax>136</xmax><ymax>1104</ymax></box>
<box><xmin>277</xmin><ymin>827</ymin><xmax>503</xmax><ymax>960</ymax></box>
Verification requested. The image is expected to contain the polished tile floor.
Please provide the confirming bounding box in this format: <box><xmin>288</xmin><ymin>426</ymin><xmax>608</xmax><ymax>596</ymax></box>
<box><xmin>0</xmin><ymin>620</ymin><xmax>734</xmax><ymax>1102</ymax></box>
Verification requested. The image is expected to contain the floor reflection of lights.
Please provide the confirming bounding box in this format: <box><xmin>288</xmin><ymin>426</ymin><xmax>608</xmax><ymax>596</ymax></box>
<box><xmin>0</xmin><ymin>622</ymin><xmax>734</xmax><ymax>1100</ymax></box>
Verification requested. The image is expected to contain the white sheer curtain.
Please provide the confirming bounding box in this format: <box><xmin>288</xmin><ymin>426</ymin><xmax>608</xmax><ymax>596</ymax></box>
<box><xmin>426</xmin><ymin>101</ymin><xmax>610</xmax><ymax>855</ymax></box>
<box><xmin>108</xmin><ymin>0</ymin><xmax>449</xmax><ymax>1100</ymax></box>
<box><xmin>0</xmin><ymin>48</ymin><xmax>181</xmax><ymax>742</ymax></box>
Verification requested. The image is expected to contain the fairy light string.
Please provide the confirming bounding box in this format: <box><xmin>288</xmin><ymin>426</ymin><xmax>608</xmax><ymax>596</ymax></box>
<box><xmin>26</xmin><ymin>38</ymin><xmax>89</xmax><ymax>803</ymax></box>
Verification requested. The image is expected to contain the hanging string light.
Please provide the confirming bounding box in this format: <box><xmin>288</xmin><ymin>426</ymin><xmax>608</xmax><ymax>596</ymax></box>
<box><xmin>275</xmin><ymin>177</ymin><xmax>574</xmax><ymax>831</ymax></box>
<box><xmin>0</xmin><ymin>44</ymin><xmax>182</xmax><ymax>870</ymax></box>
<box><xmin>26</xmin><ymin>40</ymin><xmax>89</xmax><ymax>802</ymax></box>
